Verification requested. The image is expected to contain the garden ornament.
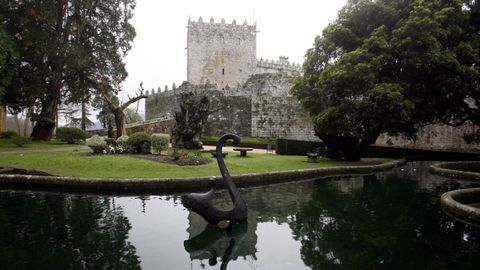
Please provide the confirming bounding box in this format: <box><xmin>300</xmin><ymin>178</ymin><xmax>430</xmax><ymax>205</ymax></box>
<box><xmin>181</xmin><ymin>134</ymin><xmax>248</xmax><ymax>225</ymax></box>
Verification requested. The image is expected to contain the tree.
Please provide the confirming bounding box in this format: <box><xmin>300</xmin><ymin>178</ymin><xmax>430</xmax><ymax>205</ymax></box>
<box><xmin>93</xmin><ymin>94</ymin><xmax>117</xmax><ymax>138</ymax></box>
<box><xmin>172</xmin><ymin>92</ymin><xmax>212</xmax><ymax>149</ymax></box>
<box><xmin>0</xmin><ymin>25</ymin><xmax>15</xmax><ymax>132</ymax></box>
<box><xmin>292</xmin><ymin>0</ymin><xmax>480</xmax><ymax>160</ymax></box>
<box><xmin>101</xmin><ymin>84</ymin><xmax>147</xmax><ymax>138</ymax></box>
<box><xmin>0</xmin><ymin>0</ymin><xmax>136</xmax><ymax>140</ymax></box>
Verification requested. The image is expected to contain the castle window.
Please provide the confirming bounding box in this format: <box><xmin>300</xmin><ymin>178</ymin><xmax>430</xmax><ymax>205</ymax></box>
<box><xmin>222</xmin><ymin>68</ymin><xmax>225</xmax><ymax>75</ymax></box>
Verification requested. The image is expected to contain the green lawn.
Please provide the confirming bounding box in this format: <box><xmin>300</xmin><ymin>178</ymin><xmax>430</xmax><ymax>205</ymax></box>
<box><xmin>0</xmin><ymin>138</ymin><xmax>72</xmax><ymax>150</ymax></box>
<box><xmin>0</xmin><ymin>150</ymin><xmax>387</xmax><ymax>179</ymax></box>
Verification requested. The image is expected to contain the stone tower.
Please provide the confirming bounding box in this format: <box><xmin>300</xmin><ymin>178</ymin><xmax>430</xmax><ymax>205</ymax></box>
<box><xmin>187</xmin><ymin>17</ymin><xmax>257</xmax><ymax>89</ymax></box>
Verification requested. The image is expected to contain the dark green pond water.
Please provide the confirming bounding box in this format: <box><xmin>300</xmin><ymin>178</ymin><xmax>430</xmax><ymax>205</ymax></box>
<box><xmin>1</xmin><ymin>162</ymin><xmax>480</xmax><ymax>270</ymax></box>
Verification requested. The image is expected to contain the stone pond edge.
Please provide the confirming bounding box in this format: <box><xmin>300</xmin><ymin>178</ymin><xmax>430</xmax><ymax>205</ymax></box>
<box><xmin>440</xmin><ymin>188</ymin><xmax>480</xmax><ymax>227</ymax></box>
<box><xmin>429</xmin><ymin>161</ymin><xmax>480</xmax><ymax>181</ymax></box>
<box><xmin>0</xmin><ymin>159</ymin><xmax>406</xmax><ymax>193</ymax></box>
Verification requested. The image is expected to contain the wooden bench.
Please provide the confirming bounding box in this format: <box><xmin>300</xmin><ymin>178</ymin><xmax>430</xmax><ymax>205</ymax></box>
<box><xmin>233</xmin><ymin>147</ymin><xmax>253</xmax><ymax>157</ymax></box>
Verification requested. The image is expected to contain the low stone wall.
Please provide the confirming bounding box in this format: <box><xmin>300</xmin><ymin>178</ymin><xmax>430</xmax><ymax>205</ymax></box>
<box><xmin>430</xmin><ymin>161</ymin><xmax>480</xmax><ymax>180</ymax></box>
<box><xmin>376</xmin><ymin>123</ymin><xmax>480</xmax><ymax>153</ymax></box>
<box><xmin>87</xmin><ymin>118</ymin><xmax>175</xmax><ymax>137</ymax></box>
<box><xmin>0</xmin><ymin>159</ymin><xmax>405</xmax><ymax>194</ymax></box>
<box><xmin>440</xmin><ymin>188</ymin><xmax>480</xmax><ymax>227</ymax></box>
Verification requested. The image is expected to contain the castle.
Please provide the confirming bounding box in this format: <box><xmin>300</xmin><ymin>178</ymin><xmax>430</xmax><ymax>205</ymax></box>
<box><xmin>143</xmin><ymin>17</ymin><xmax>480</xmax><ymax>152</ymax></box>
<box><xmin>145</xmin><ymin>17</ymin><xmax>317</xmax><ymax>141</ymax></box>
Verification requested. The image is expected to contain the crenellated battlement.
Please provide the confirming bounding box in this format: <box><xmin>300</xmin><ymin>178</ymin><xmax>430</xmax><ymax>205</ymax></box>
<box><xmin>188</xmin><ymin>16</ymin><xmax>256</xmax><ymax>31</ymax></box>
<box><xmin>146</xmin><ymin>81</ymin><xmax>220</xmax><ymax>98</ymax></box>
<box><xmin>256</xmin><ymin>56</ymin><xmax>303</xmax><ymax>76</ymax></box>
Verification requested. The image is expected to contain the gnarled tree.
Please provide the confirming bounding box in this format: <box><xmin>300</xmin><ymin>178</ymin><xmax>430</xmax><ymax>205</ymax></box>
<box><xmin>101</xmin><ymin>85</ymin><xmax>147</xmax><ymax>138</ymax></box>
<box><xmin>172</xmin><ymin>92</ymin><xmax>213</xmax><ymax>149</ymax></box>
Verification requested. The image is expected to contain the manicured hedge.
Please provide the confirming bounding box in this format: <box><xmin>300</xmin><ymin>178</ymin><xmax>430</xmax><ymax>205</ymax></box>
<box><xmin>56</xmin><ymin>127</ymin><xmax>86</xmax><ymax>144</ymax></box>
<box><xmin>201</xmin><ymin>136</ymin><xmax>275</xmax><ymax>149</ymax></box>
<box><xmin>276</xmin><ymin>138</ymin><xmax>324</xmax><ymax>155</ymax></box>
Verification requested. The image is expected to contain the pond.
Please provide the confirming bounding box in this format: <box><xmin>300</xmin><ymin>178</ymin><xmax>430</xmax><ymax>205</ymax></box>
<box><xmin>1</xmin><ymin>162</ymin><xmax>480</xmax><ymax>269</ymax></box>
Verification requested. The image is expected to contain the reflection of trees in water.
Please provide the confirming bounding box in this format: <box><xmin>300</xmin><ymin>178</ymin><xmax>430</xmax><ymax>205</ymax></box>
<box><xmin>289</xmin><ymin>174</ymin><xmax>480</xmax><ymax>269</ymax></box>
<box><xmin>0</xmin><ymin>192</ymin><xmax>140</xmax><ymax>270</ymax></box>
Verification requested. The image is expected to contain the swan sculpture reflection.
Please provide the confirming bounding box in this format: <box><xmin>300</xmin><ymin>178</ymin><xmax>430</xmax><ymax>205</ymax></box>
<box><xmin>181</xmin><ymin>134</ymin><xmax>248</xmax><ymax>225</ymax></box>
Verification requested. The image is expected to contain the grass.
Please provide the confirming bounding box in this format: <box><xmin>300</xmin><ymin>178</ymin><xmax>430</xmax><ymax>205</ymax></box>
<box><xmin>0</xmin><ymin>150</ymin><xmax>389</xmax><ymax>179</ymax></box>
<box><xmin>0</xmin><ymin>138</ymin><xmax>73</xmax><ymax>150</ymax></box>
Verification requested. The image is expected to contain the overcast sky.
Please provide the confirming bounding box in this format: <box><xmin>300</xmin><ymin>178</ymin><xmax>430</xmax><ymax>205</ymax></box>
<box><xmin>119</xmin><ymin>0</ymin><xmax>347</xmax><ymax>114</ymax></box>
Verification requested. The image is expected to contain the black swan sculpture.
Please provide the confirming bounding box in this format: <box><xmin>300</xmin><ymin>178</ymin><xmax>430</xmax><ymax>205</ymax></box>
<box><xmin>181</xmin><ymin>134</ymin><xmax>248</xmax><ymax>225</ymax></box>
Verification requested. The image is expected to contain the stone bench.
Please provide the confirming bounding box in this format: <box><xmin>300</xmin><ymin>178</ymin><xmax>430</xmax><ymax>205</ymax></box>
<box><xmin>306</xmin><ymin>147</ymin><xmax>324</xmax><ymax>162</ymax></box>
<box><xmin>233</xmin><ymin>147</ymin><xmax>253</xmax><ymax>157</ymax></box>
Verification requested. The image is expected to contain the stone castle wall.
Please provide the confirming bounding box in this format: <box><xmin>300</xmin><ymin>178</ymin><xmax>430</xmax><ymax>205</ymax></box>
<box><xmin>145</xmin><ymin>73</ymin><xmax>318</xmax><ymax>140</ymax></box>
<box><xmin>187</xmin><ymin>17</ymin><xmax>257</xmax><ymax>90</ymax></box>
<box><xmin>145</xmin><ymin>82</ymin><xmax>253</xmax><ymax>137</ymax></box>
<box><xmin>254</xmin><ymin>57</ymin><xmax>302</xmax><ymax>77</ymax></box>
<box><xmin>376</xmin><ymin>123</ymin><xmax>480</xmax><ymax>152</ymax></box>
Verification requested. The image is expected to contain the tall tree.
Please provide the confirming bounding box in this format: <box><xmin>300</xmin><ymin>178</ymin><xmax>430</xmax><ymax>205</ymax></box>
<box><xmin>292</xmin><ymin>0</ymin><xmax>480</xmax><ymax>160</ymax></box>
<box><xmin>0</xmin><ymin>0</ymin><xmax>136</xmax><ymax>140</ymax></box>
<box><xmin>0</xmin><ymin>25</ymin><xmax>15</xmax><ymax>132</ymax></box>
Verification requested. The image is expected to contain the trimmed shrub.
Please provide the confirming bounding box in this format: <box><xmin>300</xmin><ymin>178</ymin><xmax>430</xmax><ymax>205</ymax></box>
<box><xmin>201</xmin><ymin>135</ymin><xmax>276</xmax><ymax>149</ymax></box>
<box><xmin>151</xmin><ymin>133</ymin><xmax>170</xmax><ymax>155</ymax></box>
<box><xmin>86</xmin><ymin>135</ymin><xmax>107</xmax><ymax>154</ymax></box>
<box><xmin>276</xmin><ymin>138</ymin><xmax>325</xmax><ymax>155</ymax></box>
<box><xmin>127</xmin><ymin>132</ymin><xmax>151</xmax><ymax>154</ymax></box>
<box><xmin>116</xmin><ymin>135</ymin><xmax>130</xmax><ymax>153</ymax></box>
<box><xmin>12</xmin><ymin>136</ymin><xmax>30</xmax><ymax>147</ymax></box>
<box><xmin>105</xmin><ymin>138</ymin><xmax>117</xmax><ymax>147</ymax></box>
<box><xmin>56</xmin><ymin>127</ymin><xmax>86</xmax><ymax>144</ymax></box>
<box><xmin>0</xmin><ymin>130</ymin><xmax>19</xmax><ymax>139</ymax></box>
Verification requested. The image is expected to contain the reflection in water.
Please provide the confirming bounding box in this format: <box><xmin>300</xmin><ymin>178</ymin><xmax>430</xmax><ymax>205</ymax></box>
<box><xmin>0</xmin><ymin>192</ymin><xmax>140</xmax><ymax>270</ymax></box>
<box><xmin>2</xmin><ymin>162</ymin><xmax>480</xmax><ymax>269</ymax></box>
<box><xmin>184</xmin><ymin>223</ymin><xmax>248</xmax><ymax>269</ymax></box>
<box><xmin>289</xmin><ymin>173</ymin><xmax>480</xmax><ymax>269</ymax></box>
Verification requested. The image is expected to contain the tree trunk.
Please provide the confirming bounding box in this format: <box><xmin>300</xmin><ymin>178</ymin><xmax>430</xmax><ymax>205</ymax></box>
<box><xmin>13</xmin><ymin>113</ymin><xmax>21</xmax><ymax>135</ymax></box>
<box><xmin>81</xmin><ymin>99</ymin><xmax>87</xmax><ymax>131</ymax></box>
<box><xmin>107</xmin><ymin>119</ymin><xmax>114</xmax><ymax>138</ymax></box>
<box><xmin>31</xmin><ymin>98</ymin><xmax>59</xmax><ymax>140</ymax></box>
<box><xmin>114</xmin><ymin>110</ymin><xmax>126</xmax><ymax>138</ymax></box>
<box><xmin>0</xmin><ymin>105</ymin><xmax>6</xmax><ymax>132</ymax></box>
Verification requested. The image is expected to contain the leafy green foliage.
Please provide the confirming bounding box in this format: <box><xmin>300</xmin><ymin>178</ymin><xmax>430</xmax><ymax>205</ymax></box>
<box><xmin>0</xmin><ymin>0</ymin><xmax>136</xmax><ymax>140</ymax></box>
<box><xmin>151</xmin><ymin>133</ymin><xmax>170</xmax><ymax>155</ymax></box>
<box><xmin>127</xmin><ymin>132</ymin><xmax>151</xmax><ymax>154</ymax></box>
<box><xmin>55</xmin><ymin>127</ymin><xmax>86</xmax><ymax>144</ymax></box>
<box><xmin>0</xmin><ymin>130</ymin><xmax>19</xmax><ymax>139</ymax></box>
<box><xmin>293</xmin><ymin>0</ymin><xmax>480</xmax><ymax>160</ymax></box>
<box><xmin>86</xmin><ymin>135</ymin><xmax>107</xmax><ymax>154</ymax></box>
<box><xmin>0</xmin><ymin>25</ymin><xmax>15</xmax><ymax>100</ymax></box>
<box><xmin>11</xmin><ymin>136</ymin><xmax>30</xmax><ymax>147</ymax></box>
